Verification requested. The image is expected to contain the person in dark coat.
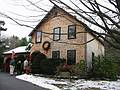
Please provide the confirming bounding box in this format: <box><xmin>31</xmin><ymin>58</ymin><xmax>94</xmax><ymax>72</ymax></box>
<box><xmin>16</xmin><ymin>60</ymin><xmax>22</xmax><ymax>75</ymax></box>
<box><xmin>9</xmin><ymin>51</ymin><xmax>16</xmax><ymax>75</ymax></box>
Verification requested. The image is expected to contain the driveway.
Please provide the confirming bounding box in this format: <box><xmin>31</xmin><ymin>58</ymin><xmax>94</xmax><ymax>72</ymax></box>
<box><xmin>0</xmin><ymin>72</ymin><xmax>49</xmax><ymax>90</ymax></box>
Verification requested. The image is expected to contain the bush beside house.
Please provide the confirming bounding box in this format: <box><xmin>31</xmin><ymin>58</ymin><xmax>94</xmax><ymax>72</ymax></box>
<box><xmin>31</xmin><ymin>51</ymin><xmax>67</xmax><ymax>75</ymax></box>
<box><xmin>91</xmin><ymin>57</ymin><xmax>117</xmax><ymax>80</ymax></box>
<box><xmin>56</xmin><ymin>60</ymin><xmax>86</xmax><ymax>77</ymax></box>
<box><xmin>31</xmin><ymin>51</ymin><xmax>47</xmax><ymax>74</ymax></box>
<box><xmin>70</xmin><ymin>60</ymin><xmax>86</xmax><ymax>76</ymax></box>
<box><xmin>31</xmin><ymin>50</ymin><xmax>118</xmax><ymax>80</ymax></box>
<box><xmin>39</xmin><ymin>58</ymin><xmax>64</xmax><ymax>75</ymax></box>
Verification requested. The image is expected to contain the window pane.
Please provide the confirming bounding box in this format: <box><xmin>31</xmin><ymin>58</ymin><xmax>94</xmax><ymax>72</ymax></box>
<box><xmin>52</xmin><ymin>51</ymin><xmax>60</xmax><ymax>59</ymax></box>
<box><xmin>67</xmin><ymin>50</ymin><xmax>76</xmax><ymax>65</ymax></box>
<box><xmin>53</xmin><ymin>27</ymin><xmax>61</xmax><ymax>41</ymax></box>
<box><xmin>36</xmin><ymin>32</ymin><xmax>42</xmax><ymax>43</ymax></box>
<box><xmin>68</xmin><ymin>25</ymin><xmax>76</xmax><ymax>39</ymax></box>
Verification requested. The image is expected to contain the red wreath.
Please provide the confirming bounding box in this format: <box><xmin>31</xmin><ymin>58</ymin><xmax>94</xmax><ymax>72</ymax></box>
<box><xmin>42</xmin><ymin>41</ymin><xmax>51</xmax><ymax>51</ymax></box>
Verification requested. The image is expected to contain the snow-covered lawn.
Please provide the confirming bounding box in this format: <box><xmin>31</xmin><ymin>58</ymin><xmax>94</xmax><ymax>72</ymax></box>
<box><xmin>16</xmin><ymin>74</ymin><xmax>120</xmax><ymax>90</ymax></box>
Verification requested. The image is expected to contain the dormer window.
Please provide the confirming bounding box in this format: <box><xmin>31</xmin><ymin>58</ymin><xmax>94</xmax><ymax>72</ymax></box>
<box><xmin>36</xmin><ymin>31</ymin><xmax>42</xmax><ymax>43</ymax></box>
<box><xmin>53</xmin><ymin>27</ymin><xmax>61</xmax><ymax>41</ymax></box>
<box><xmin>68</xmin><ymin>25</ymin><xmax>76</xmax><ymax>39</ymax></box>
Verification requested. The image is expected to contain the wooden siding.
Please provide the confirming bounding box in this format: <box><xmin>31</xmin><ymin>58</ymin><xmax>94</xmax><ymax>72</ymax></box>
<box><xmin>30</xmin><ymin>8</ymin><xmax>86</xmax><ymax>63</ymax></box>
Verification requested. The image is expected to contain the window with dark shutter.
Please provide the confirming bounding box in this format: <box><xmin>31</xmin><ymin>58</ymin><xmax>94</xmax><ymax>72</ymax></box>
<box><xmin>67</xmin><ymin>50</ymin><xmax>76</xmax><ymax>65</ymax></box>
<box><xmin>52</xmin><ymin>51</ymin><xmax>60</xmax><ymax>59</ymax></box>
<box><xmin>53</xmin><ymin>27</ymin><xmax>61</xmax><ymax>41</ymax></box>
<box><xmin>68</xmin><ymin>25</ymin><xmax>76</xmax><ymax>39</ymax></box>
<box><xmin>36</xmin><ymin>31</ymin><xmax>42</xmax><ymax>43</ymax></box>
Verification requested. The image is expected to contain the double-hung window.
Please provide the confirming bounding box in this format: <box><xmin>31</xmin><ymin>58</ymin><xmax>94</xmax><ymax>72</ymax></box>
<box><xmin>36</xmin><ymin>31</ymin><xmax>42</xmax><ymax>43</ymax></box>
<box><xmin>53</xmin><ymin>27</ymin><xmax>61</xmax><ymax>41</ymax></box>
<box><xmin>67</xmin><ymin>50</ymin><xmax>76</xmax><ymax>65</ymax></box>
<box><xmin>52</xmin><ymin>51</ymin><xmax>60</xmax><ymax>59</ymax></box>
<box><xmin>68</xmin><ymin>25</ymin><xmax>76</xmax><ymax>39</ymax></box>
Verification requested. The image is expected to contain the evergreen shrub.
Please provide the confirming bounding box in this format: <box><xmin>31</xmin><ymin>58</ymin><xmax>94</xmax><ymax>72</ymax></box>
<box><xmin>31</xmin><ymin>51</ymin><xmax>47</xmax><ymax>74</ymax></box>
<box><xmin>39</xmin><ymin>58</ymin><xmax>64</xmax><ymax>75</ymax></box>
<box><xmin>92</xmin><ymin>56</ymin><xmax>117</xmax><ymax>80</ymax></box>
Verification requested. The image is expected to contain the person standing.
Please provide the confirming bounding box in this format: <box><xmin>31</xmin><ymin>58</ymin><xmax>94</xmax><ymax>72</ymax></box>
<box><xmin>16</xmin><ymin>60</ymin><xmax>22</xmax><ymax>75</ymax></box>
<box><xmin>23</xmin><ymin>59</ymin><xmax>29</xmax><ymax>74</ymax></box>
<box><xmin>9</xmin><ymin>51</ymin><xmax>16</xmax><ymax>75</ymax></box>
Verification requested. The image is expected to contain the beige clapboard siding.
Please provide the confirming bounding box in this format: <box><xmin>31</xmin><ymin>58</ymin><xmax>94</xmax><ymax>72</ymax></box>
<box><xmin>30</xmin><ymin>8</ymin><xmax>86</xmax><ymax>63</ymax></box>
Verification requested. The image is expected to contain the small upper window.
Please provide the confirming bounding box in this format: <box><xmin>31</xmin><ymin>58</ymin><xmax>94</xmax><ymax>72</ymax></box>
<box><xmin>68</xmin><ymin>25</ymin><xmax>76</xmax><ymax>39</ymax></box>
<box><xmin>53</xmin><ymin>27</ymin><xmax>61</xmax><ymax>41</ymax></box>
<box><xmin>36</xmin><ymin>31</ymin><xmax>42</xmax><ymax>43</ymax></box>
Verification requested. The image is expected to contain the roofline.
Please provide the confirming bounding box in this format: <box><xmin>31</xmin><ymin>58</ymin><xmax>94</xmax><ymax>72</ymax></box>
<box><xmin>87</xmin><ymin>31</ymin><xmax>104</xmax><ymax>46</ymax></box>
<box><xmin>28</xmin><ymin>5</ymin><xmax>104</xmax><ymax>45</ymax></box>
<box><xmin>29</xmin><ymin>5</ymin><xmax>87</xmax><ymax>36</ymax></box>
<box><xmin>29</xmin><ymin>6</ymin><xmax>56</xmax><ymax>36</ymax></box>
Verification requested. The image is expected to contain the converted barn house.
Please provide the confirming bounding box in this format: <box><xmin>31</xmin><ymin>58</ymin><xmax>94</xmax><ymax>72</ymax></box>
<box><xmin>29</xmin><ymin>6</ymin><xmax>104</xmax><ymax>71</ymax></box>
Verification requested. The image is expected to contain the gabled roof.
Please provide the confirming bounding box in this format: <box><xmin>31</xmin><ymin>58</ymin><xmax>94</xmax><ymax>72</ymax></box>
<box><xmin>29</xmin><ymin>5</ymin><xmax>104</xmax><ymax>45</ymax></box>
<box><xmin>29</xmin><ymin>5</ymin><xmax>87</xmax><ymax>36</ymax></box>
<box><xmin>29</xmin><ymin>5</ymin><xmax>57</xmax><ymax>36</ymax></box>
<box><xmin>3</xmin><ymin>46</ymin><xmax>29</xmax><ymax>55</ymax></box>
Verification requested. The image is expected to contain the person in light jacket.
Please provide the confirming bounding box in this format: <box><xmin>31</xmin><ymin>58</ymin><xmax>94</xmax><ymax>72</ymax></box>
<box><xmin>23</xmin><ymin>59</ymin><xmax>29</xmax><ymax>74</ymax></box>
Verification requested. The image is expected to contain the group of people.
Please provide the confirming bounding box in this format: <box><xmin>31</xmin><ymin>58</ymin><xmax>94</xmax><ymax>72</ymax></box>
<box><xmin>9</xmin><ymin>51</ymin><xmax>30</xmax><ymax>75</ymax></box>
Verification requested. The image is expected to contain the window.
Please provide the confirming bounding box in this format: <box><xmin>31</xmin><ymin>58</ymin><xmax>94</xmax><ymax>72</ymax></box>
<box><xmin>52</xmin><ymin>51</ymin><xmax>60</xmax><ymax>59</ymax></box>
<box><xmin>67</xmin><ymin>50</ymin><xmax>76</xmax><ymax>65</ymax></box>
<box><xmin>68</xmin><ymin>25</ymin><xmax>76</xmax><ymax>39</ymax></box>
<box><xmin>36</xmin><ymin>31</ymin><xmax>42</xmax><ymax>43</ymax></box>
<box><xmin>53</xmin><ymin>27</ymin><xmax>61</xmax><ymax>41</ymax></box>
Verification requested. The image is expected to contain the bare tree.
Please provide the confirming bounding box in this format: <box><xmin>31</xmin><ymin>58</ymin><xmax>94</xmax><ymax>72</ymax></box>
<box><xmin>0</xmin><ymin>21</ymin><xmax>7</xmax><ymax>44</ymax></box>
<box><xmin>0</xmin><ymin>0</ymin><xmax>120</xmax><ymax>49</ymax></box>
<box><xmin>48</xmin><ymin>0</ymin><xmax>120</xmax><ymax>49</ymax></box>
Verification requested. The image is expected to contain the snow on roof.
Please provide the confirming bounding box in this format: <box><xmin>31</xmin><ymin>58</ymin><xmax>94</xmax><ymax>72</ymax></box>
<box><xmin>3</xmin><ymin>46</ymin><xmax>29</xmax><ymax>54</ymax></box>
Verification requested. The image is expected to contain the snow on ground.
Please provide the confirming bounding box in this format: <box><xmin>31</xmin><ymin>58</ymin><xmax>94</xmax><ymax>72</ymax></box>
<box><xmin>16</xmin><ymin>74</ymin><xmax>120</xmax><ymax>90</ymax></box>
<box><xmin>16</xmin><ymin>74</ymin><xmax>66</xmax><ymax>90</ymax></box>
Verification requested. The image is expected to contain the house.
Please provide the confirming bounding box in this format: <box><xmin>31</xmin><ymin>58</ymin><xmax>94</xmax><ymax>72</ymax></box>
<box><xmin>29</xmin><ymin>6</ymin><xmax>104</xmax><ymax>71</ymax></box>
<box><xmin>3</xmin><ymin>46</ymin><xmax>30</xmax><ymax>72</ymax></box>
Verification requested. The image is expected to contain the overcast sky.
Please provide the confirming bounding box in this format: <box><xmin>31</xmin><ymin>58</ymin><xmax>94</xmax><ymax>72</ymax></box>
<box><xmin>0</xmin><ymin>0</ymin><xmax>113</xmax><ymax>39</ymax></box>
<box><xmin>0</xmin><ymin>0</ymin><xmax>52</xmax><ymax>39</ymax></box>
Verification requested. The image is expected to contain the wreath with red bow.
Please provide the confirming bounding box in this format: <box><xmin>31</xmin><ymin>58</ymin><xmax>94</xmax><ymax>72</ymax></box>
<box><xmin>42</xmin><ymin>41</ymin><xmax>51</xmax><ymax>50</ymax></box>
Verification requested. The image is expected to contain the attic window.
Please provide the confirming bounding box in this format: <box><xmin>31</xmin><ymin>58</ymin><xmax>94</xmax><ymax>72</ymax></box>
<box><xmin>54</xmin><ymin>11</ymin><xmax>58</xmax><ymax>17</ymax></box>
<box><xmin>36</xmin><ymin>31</ymin><xmax>42</xmax><ymax>43</ymax></box>
<box><xmin>55</xmin><ymin>12</ymin><xmax>58</xmax><ymax>16</ymax></box>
